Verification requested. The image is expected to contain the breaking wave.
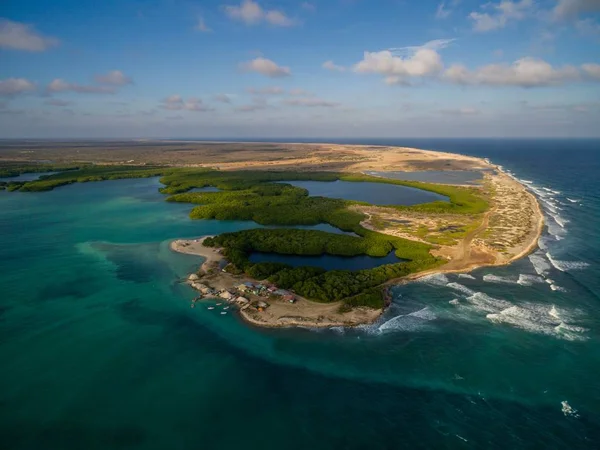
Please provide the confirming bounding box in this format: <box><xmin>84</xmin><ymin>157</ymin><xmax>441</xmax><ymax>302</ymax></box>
<box><xmin>378</xmin><ymin>307</ymin><xmax>436</xmax><ymax>332</ymax></box>
<box><xmin>517</xmin><ymin>274</ymin><xmax>545</xmax><ymax>286</ymax></box>
<box><xmin>457</xmin><ymin>273</ymin><xmax>476</xmax><ymax>280</ymax></box>
<box><xmin>546</xmin><ymin>253</ymin><xmax>590</xmax><ymax>272</ymax></box>
<box><xmin>566</xmin><ymin>197</ymin><xmax>580</xmax><ymax>203</ymax></box>
<box><xmin>529</xmin><ymin>253</ymin><xmax>551</xmax><ymax>276</ymax></box>
<box><xmin>466</xmin><ymin>292</ymin><xmax>512</xmax><ymax>313</ymax></box>
<box><xmin>486</xmin><ymin>303</ymin><xmax>587</xmax><ymax>341</ymax></box>
<box><xmin>417</xmin><ymin>273</ymin><xmax>449</xmax><ymax>286</ymax></box>
<box><xmin>446</xmin><ymin>282</ymin><xmax>477</xmax><ymax>296</ymax></box>
<box><xmin>483</xmin><ymin>274</ymin><xmax>518</xmax><ymax>285</ymax></box>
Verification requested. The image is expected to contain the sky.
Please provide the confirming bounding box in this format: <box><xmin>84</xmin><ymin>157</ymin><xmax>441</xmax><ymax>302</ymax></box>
<box><xmin>1</xmin><ymin>0</ymin><xmax>600</xmax><ymax>138</ymax></box>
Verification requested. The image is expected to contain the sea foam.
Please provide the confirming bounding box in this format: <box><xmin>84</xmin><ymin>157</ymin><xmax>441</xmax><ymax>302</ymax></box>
<box><xmin>546</xmin><ymin>253</ymin><xmax>590</xmax><ymax>272</ymax></box>
<box><xmin>483</xmin><ymin>274</ymin><xmax>518</xmax><ymax>285</ymax></box>
<box><xmin>517</xmin><ymin>274</ymin><xmax>545</xmax><ymax>286</ymax></box>
<box><xmin>446</xmin><ymin>282</ymin><xmax>477</xmax><ymax>296</ymax></box>
<box><xmin>529</xmin><ymin>253</ymin><xmax>551</xmax><ymax>276</ymax></box>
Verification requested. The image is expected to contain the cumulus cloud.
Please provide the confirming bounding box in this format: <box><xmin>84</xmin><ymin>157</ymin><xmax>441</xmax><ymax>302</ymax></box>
<box><xmin>225</xmin><ymin>1</ymin><xmax>295</xmax><ymax>26</ymax></box>
<box><xmin>289</xmin><ymin>88</ymin><xmax>312</xmax><ymax>96</ymax></box>
<box><xmin>160</xmin><ymin>95</ymin><xmax>214</xmax><ymax>112</ymax></box>
<box><xmin>469</xmin><ymin>0</ymin><xmax>533</xmax><ymax>32</ymax></box>
<box><xmin>46</xmin><ymin>79</ymin><xmax>116</xmax><ymax>94</ymax></box>
<box><xmin>0</xmin><ymin>18</ymin><xmax>59</xmax><ymax>52</ymax></box>
<box><xmin>582</xmin><ymin>63</ymin><xmax>600</xmax><ymax>79</ymax></box>
<box><xmin>322</xmin><ymin>60</ymin><xmax>346</xmax><ymax>72</ymax></box>
<box><xmin>94</xmin><ymin>70</ymin><xmax>133</xmax><ymax>86</ymax></box>
<box><xmin>195</xmin><ymin>17</ymin><xmax>211</xmax><ymax>32</ymax></box>
<box><xmin>213</xmin><ymin>93</ymin><xmax>233</xmax><ymax>103</ymax></box>
<box><xmin>0</xmin><ymin>78</ymin><xmax>36</xmax><ymax>96</ymax></box>
<box><xmin>354</xmin><ymin>48</ymin><xmax>444</xmax><ymax>83</ymax></box>
<box><xmin>235</xmin><ymin>97</ymin><xmax>270</xmax><ymax>112</ymax></box>
<box><xmin>283</xmin><ymin>98</ymin><xmax>340</xmax><ymax>107</ymax></box>
<box><xmin>241</xmin><ymin>57</ymin><xmax>291</xmax><ymax>77</ymax></box>
<box><xmin>552</xmin><ymin>0</ymin><xmax>600</xmax><ymax>20</ymax></box>
<box><xmin>247</xmin><ymin>86</ymin><xmax>285</xmax><ymax>95</ymax></box>
<box><xmin>443</xmin><ymin>57</ymin><xmax>581</xmax><ymax>87</ymax></box>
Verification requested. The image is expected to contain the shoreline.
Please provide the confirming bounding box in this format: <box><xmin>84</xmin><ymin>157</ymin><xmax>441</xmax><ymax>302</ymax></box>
<box><xmin>168</xmin><ymin>147</ymin><xmax>544</xmax><ymax>329</ymax></box>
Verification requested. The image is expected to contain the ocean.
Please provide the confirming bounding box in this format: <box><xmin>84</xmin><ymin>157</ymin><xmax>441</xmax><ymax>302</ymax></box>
<box><xmin>1</xmin><ymin>138</ymin><xmax>599</xmax><ymax>449</ymax></box>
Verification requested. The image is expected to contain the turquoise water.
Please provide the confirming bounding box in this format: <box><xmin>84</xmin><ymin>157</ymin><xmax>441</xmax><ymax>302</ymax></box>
<box><xmin>1</xmin><ymin>140</ymin><xmax>600</xmax><ymax>449</ymax></box>
<box><xmin>277</xmin><ymin>179</ymin><xmax>448</xmax><ymax>205</ymax></box>
<box><xmin>249</xmin><ymin>249</ymin><xmax>401</xmax><ymax>270</ymax></box>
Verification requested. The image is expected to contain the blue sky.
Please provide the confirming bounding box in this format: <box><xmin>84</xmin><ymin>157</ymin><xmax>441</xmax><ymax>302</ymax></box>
<box><xmin>1</xmin><ymin>0</ymin><xmax>599</xmax><ymax>138</ymax></box>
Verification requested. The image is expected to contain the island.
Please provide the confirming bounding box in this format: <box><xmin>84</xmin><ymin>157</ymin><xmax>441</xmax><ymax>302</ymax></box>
<box><xmin>0</xmin><ymin>141</ymin><xmax>543</xmax><ymax>328</ymax></box>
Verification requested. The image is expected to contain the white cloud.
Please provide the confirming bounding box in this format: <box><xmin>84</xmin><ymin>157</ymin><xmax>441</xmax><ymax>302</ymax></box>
<box><xmin>195</xmin><ymin>17</ymin><xmax>211</xmax><ymax>32</ymax></box>
<box><xmin>46</xmin><ymin>79</ymin><xmax>116</xmax><ymax>94</ymax></box>
<box><xmin>0</xmin><ymin>78</ymin><xmax>36</xmax><ymax>96</ymax></box>
<box><xmin>94</xmin><ymin>70</ymin><xmax>133</xmax><ymax>86</ymax></box>
<box><xmin>443</xmin><ymin>57</ymin><xmax>581</xmax><ymax>86</ymax></box>
<box><xmin>213</xmin><ymin>93</ymin><xmax>233</xmax><ymax>103</ymax></box>
<box><xmin>322</xmin><ymin>60</ymin><xmax>346</xmax><ymax>72</ymax></box>
<box><xmin>388</xmin><ymin>38</ymin><xmax>455</xmax><ymax>55</ymax></box>
<box><xmin>241</xmin><ymin>57</ymin><xmax>291</xmax><ymax>77</ymax></box>
<box><xmin>160</xmin><ymin>95</ymin><xmax>214</xmax><ymax>112</ymax></box>
<box><xmin>302</xmin><ymin>2</ymin><xmax>316</xmax><ymax>12</ymax></box>
<box><xmin>247</xmin><ymin>86</ymin><xmax>285</xmax><ymax>95</ymax></box>
<box><xmin>552</xmin><ymin>0</ymin><xmax>600</xmax><ymax>20</ymax></box>
<box><xmin>235</xmin><ymin>97</ymin><xmax>270</xmax><ymax>112</ymax></box>
<box><xmin>283</xmin><ymin>98</ymin><xmax>340</xmax><ymax>107</ymax></box>
<box><xmin>582</xmin><ymin>63</ymin><xmax>600</xmax><ymax>79</ymax></box>
<box><xmin>0</xmin><ymin>18</ymin><xmax>59</xmax><ymax>52</ymax></box>
<box><xmin>265</xmin><ymin>10</ymin><xmax>294</xmax><ymax>27</ymax></box>
<box><xmin>469</xmin><ymin>0</ymin><xmax>533</xmax><ymax>32</ymax></box>
<box><xmin>436</xmin><ymin>2</ymin><xmax>451</xmax><ymax>19</ymax></box>
<box><xmin>354</xmin><ymin>48</ymin><xmax>444</xmax><ymax>83</ymax></box>
<box><xmin>225</xmin><ymin>1</ymin><xmax>295</xmax><ymax>26</ymax></box>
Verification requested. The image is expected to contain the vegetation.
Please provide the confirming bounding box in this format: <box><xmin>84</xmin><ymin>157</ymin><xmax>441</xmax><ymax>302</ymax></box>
<box><xmin>1</xmin><ymin>164</ymin><xmax>170</xmax><ymax>192</ymax></box>
<box><xmin>0</xmin><ymin>162</ymin><xmax>82</xmax><ymax>178</ymax></box>
<box><xmin>204</xmin><ymin>228</ymin><xmax>442</xmax><ymax>308</ymax></box>
<box><xmin>4</xmin><ymin>165</ymin><xmax>489</xmax><ymax>308</ymax></box>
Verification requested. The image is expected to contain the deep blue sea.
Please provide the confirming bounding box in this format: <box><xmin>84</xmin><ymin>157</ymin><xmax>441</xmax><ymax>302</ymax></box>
<box><xmin>1</xmin><ymin>139</ymin><xmax>599</xmax><ymax>449</ymax></box>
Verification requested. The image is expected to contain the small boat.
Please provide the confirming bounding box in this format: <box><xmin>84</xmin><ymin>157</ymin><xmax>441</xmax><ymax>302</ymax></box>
<box><xmin>208</xmin><ymin>307</ymin><xmax>215</xmax><ymax>310</ymax></box>
<box><xmin>221</xmin><ymin>312</ymin><xmax>228</xmax><ymax>315</ymax></box>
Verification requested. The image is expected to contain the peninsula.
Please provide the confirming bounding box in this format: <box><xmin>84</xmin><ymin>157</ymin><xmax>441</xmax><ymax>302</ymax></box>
<box><xmin>0</xmin><ymin>141</ymin><xmax>543</xmax><ymax>328</ymax></box>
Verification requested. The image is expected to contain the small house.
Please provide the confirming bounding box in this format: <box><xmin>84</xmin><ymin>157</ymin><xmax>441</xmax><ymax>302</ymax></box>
<box><xmin>219</xmin><ymin>291</ymin><xmax>234</xmax><ymax>300</ymax></box>
<box><xmin>236</xmin><ymin>296</ymin><xmax>249</xmax><ymax>304</ymax></box>
<box><xmin>283</xmin><ymin>295</ymin><xmax>295</xmax><ymax>303</ymax></box>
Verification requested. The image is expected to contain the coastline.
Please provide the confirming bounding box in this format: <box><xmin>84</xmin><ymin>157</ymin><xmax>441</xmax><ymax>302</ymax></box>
<box><xmin>168</xmin><ymin>147</ymin><xmax>545</xmax><ymax>329</ymax></box>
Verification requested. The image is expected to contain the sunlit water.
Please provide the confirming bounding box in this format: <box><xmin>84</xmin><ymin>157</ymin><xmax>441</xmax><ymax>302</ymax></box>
<box><xmin>1</xmin><ymin>139</ymin><xmax>599</xmax><ymax>449</ymax></box>
<box><xmin>277</xmin><ymin>179</ymin><xmax>448</xmax><ymax>205</ymax></box>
